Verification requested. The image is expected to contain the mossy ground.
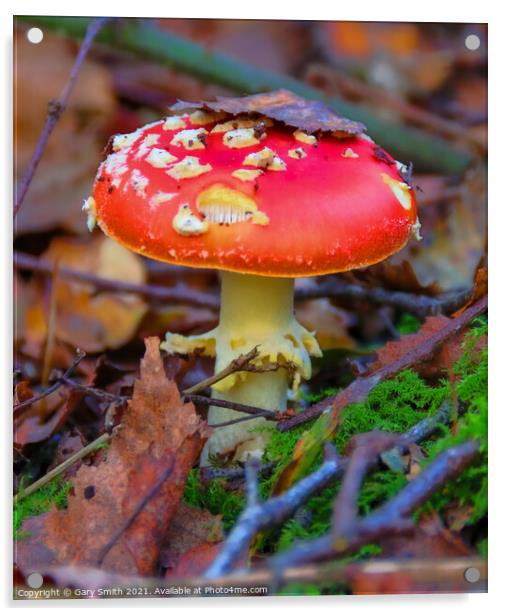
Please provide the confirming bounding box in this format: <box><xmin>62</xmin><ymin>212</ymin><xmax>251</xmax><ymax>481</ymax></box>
<box><xmin>183</xmin><ymin>317</ymin><xmax>488</xmax><ymax>581</ymax></box>
<box><xmin>14</xmin><ymin>318</ymin><xmax>487</xmax><ymax>591</ymax></box>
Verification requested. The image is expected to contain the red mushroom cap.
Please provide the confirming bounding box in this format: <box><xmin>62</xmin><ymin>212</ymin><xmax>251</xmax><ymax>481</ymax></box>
<box><xmin>91</xmin><ymin>102</ymin><xmax>417</xmax><ymax>277</ymax></box>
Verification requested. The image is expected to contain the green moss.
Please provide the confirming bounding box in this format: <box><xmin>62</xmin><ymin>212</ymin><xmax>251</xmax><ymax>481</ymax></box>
<box><xmin>423</xmin><ymin>320</ymin><xmax>487</xmax><ymax>525</ymax></box>
<box><xmin>14</xmin><ymin>477</ymin><xmax>71</xmax><ymax>538</ymax></box>
<box><xmin>183</xmin><ymin>320</ymin><xmax>487</xmax><ymax>556</ymax></box>
<box><xmin>477</xmin><ymin>538</ymin><xmax>488</xmax><ymax>557</ymax></box>
<box><xmin>396</xmin><ymin>313</ymin><xmax>422</xmax><ymax>335</ymax></box>
<box><xmin>183</xmin><ymin>469</ymin><xmax>245</xmax><ymax>531</ymax></box>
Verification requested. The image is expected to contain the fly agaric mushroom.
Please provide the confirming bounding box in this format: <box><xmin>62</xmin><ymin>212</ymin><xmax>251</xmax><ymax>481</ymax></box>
<box><xmin>87</xmin><ymin>90</ymin><xmax>420</xmax><ymax>465</ymax></box>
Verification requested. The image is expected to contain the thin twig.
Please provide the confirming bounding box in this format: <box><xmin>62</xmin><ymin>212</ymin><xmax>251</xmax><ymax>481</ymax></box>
<box><xmin>13</xmin><ymin>350</ymin><xmax>86</xmax><ymax>414</ymax></box>
<box><xmin>245</xmin><ymin>459</ymin><xmax>261</xmax><ymax>509</ymax></box>
<box><xmin>332</xmin><ymin>432</ymin><xmax>400</xmax><ymax>538</ymax></box>
<box><xmin>15</xmin><ymin>250</ymin><xmax>470</xmax><ymax>317</ymax></box>
<box><xmin>200</xmin><ymin>461</ymin><xmax>275</xmax><ymax>483</ymax></box>
<box><xmin>32</xmin><ymin>556</ymin><xmax>487</xmax><ymax>594</ymax></box>
<box><xmin>295</xmin><ymin>281</ymin><xmax>471</xmax><ymax>317</ymax></box>
<box><xmin>184</xmin><ymin>393</ymin><xmax>282</xmax><ymax>426</ymax></box>
<box><xmin>96</xmin><ymin>455</ymin><xmax>175</xmax><ymax>566</ymax></box>
<box><xmin>278</xmin><ymin>294</ymin><xmax>487</xmax><ymax>431</ymax></box>
<box><xmin>14</xmin><ymin>251</ymin><xmax>219</xmax><ymax>309</ymax></box>
<box><xmin>182</xmin><ymin>347</ymin><xmax>258</xmax><ymax>395</ymax></box>
<box><xmin>14</xmin><ymin>18</ymin><xmax>112</xmax><ymax>219</ymax></box>
<box><xmin>59</xmin><ymin>376</ymin><xmax>129</xmax><ymax>404</ymax></box>
<box><xmin>14</xmin><ymin>431</ymin><xmax>112</xmax><ymax>504</ymax></box>
<box><xmin>41</xmin><ymin>260</ymin><xmax>60</xmax><ymax>386</ymax></box>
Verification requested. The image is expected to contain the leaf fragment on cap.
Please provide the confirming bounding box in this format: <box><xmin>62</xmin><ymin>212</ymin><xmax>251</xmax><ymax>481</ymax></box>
<box><xmin>189</xmin><ymin>110</ymin><xmax>226</xmax><ymax>125</ymax></box>
<box><xmin>171</xmin><ymin>90</ymin><xmax>365</xmax><ymax>134</ymax></box>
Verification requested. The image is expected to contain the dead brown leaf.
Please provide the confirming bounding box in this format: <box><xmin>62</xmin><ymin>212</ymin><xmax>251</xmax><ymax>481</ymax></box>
<box><xmin>15</xmin><ymin>338</ymin><xmax>209</xmax><ymax>576</ymax></box>
<box><xmin>350</xmin><ymin>259</ymin><xmax>442</xmax><ymax>296</ymax></box>
<box><xmin>365</xmin><ymin>314</ymin><xmax>486</xmax><ymax>380</ymax></box>
<box><xmin>14</xmin><ymin>388</ymin><xmax>71</xmax><ymax>447</ymax></box>
<box><xmin>14</xmin><ymin>29</ymin><xmax>116</xmax><ymax>235</ymax></box>
<box><xmin>171</xmin><ymin>89</ymin><xmax>366</xmax><ymax>135</ymax></box>
<box><xmin>377</xmin><ymin>512</ymin><xmax>472</xmax><ymax>560</ymax></box>
<box><xmin>296</xmin><ymin>299</ymin><xmax>356</xmax><ymax>351</ymax></box>
<box><xmin>22</xmin><ymin>236</ymin><xmax>148</xmax><ymax>355</ymax></box>
<box><xmin>161</xmin><ymin>502</ymin><xmax>224</xmax><ymax>577</ymax></box>
<box><xmin>398</xmin><ymin>167</ymin><xmax>487</xmax><ymax>291</ymax></box>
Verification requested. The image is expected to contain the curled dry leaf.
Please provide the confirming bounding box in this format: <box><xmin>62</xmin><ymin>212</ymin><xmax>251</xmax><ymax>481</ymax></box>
<box><xmin>15</xmin><ymin>338</ymin><xmax>209</xmax><ymax>576</ymax></box>
<box><xmin>398</xmin><ymin>167</ymin><xmax>487</xmax><ymax>291</ymax></box>
<box><xmin>22</xmin><ymin>235</ymin><xmax>148</xmax><ymax>354</ymax></box>
<box><xmin>171</xmin><ymin>89</ymin><xmax>366</xmax><ymax>135</ymax></box>
<box><xmin>350</xmin><ymin>259</ymin><xmax>442</xmax><ymax>296</ymax></box>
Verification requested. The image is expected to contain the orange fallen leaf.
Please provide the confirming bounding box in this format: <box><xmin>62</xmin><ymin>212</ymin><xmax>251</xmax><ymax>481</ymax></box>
<box><xmin>15</xmin><ymin>337</ymin><xmax>209</xmax><ymax>576</ymax></box>
<box><xmin>22</xmin><ymin>235</ymin><xmax>148</xmax><ymax>354</ymax></box>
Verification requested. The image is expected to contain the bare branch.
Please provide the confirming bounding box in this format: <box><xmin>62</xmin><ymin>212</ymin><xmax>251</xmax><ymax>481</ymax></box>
<box><xmin>14</xmin><ymin>251</ymin><xmax>219</xmax><ymax>309</ymax></box>
<box><xmin>332</xmin><ymin>432</ymin><xmax>399</xmax><ymax>538</ymax></box>
<box><xmin>267</xmin><ymin>441</ymin><xmax>479</xmax><ymax>572</ymax></box>
<box><xmin>182</xmin><ymin>347</ymin><xmax>258</xmax><ymax>394</ymax></box>
<box><xmin>26</xmin><ymin>556</ymin><xmax>487</xmax><ymax>595</ymax></box>
<box><xmin>204</xmin><ymin>399</ymin><xmax>462</xmax><ymax>577</ymax></box>
<box><xmin>295</xmin><ymin>280</ymin><xmax>471</xmax><ymax>317</ymax></box>
<box><xmin>15</xmin><ymin>250</ymin><xmax>472</xmax><ymax>316</ymax></box>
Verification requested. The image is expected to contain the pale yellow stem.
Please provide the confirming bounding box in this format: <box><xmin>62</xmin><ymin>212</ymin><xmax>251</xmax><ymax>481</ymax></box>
<box><xmin>202</xmin><ymin>273</ymin><xmax>295</xmax><ymax>463</ymax></box>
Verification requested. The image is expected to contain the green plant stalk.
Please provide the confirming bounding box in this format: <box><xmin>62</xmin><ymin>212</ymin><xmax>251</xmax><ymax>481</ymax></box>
<box><xmin>14</xmin><ymin>431</ymin><xmax>111</xmax><ymax>504</ymax></box>
<box><xmin>17</xmin><ymin>16</ymin><xmax>472</xmax><ymax>174</ymax></box>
